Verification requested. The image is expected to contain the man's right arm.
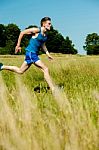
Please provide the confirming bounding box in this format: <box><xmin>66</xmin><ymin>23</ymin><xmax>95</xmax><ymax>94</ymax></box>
<box><xmin>15</xmin><ymin>27</ymin><xmax>39</xmax><ymax>54</ymax></box>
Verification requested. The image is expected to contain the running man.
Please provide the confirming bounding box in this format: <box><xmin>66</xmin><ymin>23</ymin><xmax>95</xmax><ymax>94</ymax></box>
<box><xmin>0</xmin><ymin>17</ymin><xmax>55</xmax><ymax>92</ymax></box>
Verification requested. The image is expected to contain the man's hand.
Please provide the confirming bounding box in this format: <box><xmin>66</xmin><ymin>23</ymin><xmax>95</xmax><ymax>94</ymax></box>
<box><xmin>46</xmin><ymin>51</ymin><xmax>53</xmax><ymax>60</ymax></box>
<box><xmin>48</xmin><ymin>55</ymin><xmax>53</xmax><ymax>60</ymax></box>
<box><xmin>15</xmin><ymin>46</ymin><xmax>21</xmax><ymax>54</ymax></box>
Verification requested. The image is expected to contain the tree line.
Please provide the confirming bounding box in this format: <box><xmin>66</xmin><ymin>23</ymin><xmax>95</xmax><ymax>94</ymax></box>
<box><xmin>0</xmin><ymin>23</ymin><xmax>99</xmax><ymax>55</ymax></box>
<box><xmin>0</xmin><ymin>23</ymin><xmax>77</xmax><ymax>55</ymax></box>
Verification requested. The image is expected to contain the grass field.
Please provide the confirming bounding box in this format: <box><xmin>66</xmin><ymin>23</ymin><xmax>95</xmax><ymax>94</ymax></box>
<box><xmin>0</xmin><ymin>54</ymin><xmax>99</xmax><ymax>150</ymax></box>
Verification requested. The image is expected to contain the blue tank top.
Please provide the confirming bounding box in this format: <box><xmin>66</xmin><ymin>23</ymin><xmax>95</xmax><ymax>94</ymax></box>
<box><xmin>25</xmin><ymin>28</ymin><xmax>47</xmax><ymax>53</ymax></box>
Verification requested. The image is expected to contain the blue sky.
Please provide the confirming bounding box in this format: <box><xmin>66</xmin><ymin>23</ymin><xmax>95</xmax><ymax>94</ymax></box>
<box><xmin>0</xmin><ymin>0</ymin><xmax>99</xmax><ymax>54</ymax></box>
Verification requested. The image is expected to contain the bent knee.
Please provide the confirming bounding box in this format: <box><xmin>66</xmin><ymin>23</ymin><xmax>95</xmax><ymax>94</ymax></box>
<box><xmin>43</xmin><ymin>67</ymin><xmax>49</xmax><ymax>73</ymax></box>
<box><xmin>18</xmin><ymin>69</ymin><xmax>24</xmax><ymax>74</ymax></box>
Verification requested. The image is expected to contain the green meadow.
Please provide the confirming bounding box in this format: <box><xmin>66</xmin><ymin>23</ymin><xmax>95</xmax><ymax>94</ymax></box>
<box><xmin>0</xmin><ymin>54</ymin><xmax>98</xmax><ymax>150</ymax></box>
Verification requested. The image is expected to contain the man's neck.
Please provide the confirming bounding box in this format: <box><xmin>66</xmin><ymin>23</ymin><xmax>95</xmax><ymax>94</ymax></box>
<box><xmin>41</xmin><ymin>26</ymin><xmax>47</xmax><ymax>33</ymax></box>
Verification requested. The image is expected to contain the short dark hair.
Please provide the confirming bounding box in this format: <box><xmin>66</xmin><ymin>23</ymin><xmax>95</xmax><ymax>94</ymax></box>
<box><xmin>40</xmin><ymin>17</ymin><xmax>51</xmax><ymax>26</ymax></box>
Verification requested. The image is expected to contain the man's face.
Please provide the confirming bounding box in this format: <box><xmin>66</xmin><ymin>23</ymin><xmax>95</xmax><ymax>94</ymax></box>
<box><xmin>44</xmin><ymin>20</ymin><xmax>51</xmax><ymax>30</ymax></box>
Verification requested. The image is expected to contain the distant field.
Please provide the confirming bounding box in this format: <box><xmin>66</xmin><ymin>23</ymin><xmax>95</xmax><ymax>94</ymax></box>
<box><xmin>0</xmin><ymin>54</ymin><xmax>99</xmax><ymax>150</ymax></box>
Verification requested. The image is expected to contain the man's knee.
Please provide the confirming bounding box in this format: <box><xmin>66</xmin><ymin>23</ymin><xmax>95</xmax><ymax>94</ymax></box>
<box><xmin>18</xmin><ymin>69</ymin><xmax>24</xmax><ymax>74</ymax></box>
<box><xmin>44</xmin><ymin>67</ymin><xmax>49</xmax><ymax>74</ymax></box>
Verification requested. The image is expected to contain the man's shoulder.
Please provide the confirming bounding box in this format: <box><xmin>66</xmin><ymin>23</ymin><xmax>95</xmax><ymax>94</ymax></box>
<box><xmin>31</xmin><ymin>26</ymin><xmax>40</xmax><ymax>34</ymax></box>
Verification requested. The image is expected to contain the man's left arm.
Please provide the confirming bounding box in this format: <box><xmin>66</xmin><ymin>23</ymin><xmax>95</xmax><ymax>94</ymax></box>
<box><xmin>41</xmin><ymin>43</ymin><xmax>53</xmax><ymax>60</ymax></box>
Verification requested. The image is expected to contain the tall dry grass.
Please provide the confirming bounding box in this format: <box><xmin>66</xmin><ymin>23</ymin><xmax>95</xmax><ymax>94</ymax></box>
<box><xmin>0</xmin><ymin>54</ymin><xmax>98</xmax><ymax>150</ymax></box>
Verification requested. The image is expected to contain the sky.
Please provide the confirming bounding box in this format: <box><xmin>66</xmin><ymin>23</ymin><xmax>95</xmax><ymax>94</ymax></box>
<box><xmin>0</xmin><ymin>0</ymin><xmax>99</xmax><ymax>54</ymax></box>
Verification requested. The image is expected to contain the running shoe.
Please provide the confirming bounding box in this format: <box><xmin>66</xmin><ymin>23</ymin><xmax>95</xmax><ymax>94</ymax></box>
<box><xmin>0</xmin><ymin>63</ymin><xmax>3</xmax><ymax>70</ymax></box>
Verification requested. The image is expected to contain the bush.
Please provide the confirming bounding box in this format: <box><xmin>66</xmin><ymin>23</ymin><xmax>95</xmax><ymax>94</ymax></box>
<box><xmin>0</xmin><ymin>47</ymin><xmax>8</xmax><ymax>55</ymax></box>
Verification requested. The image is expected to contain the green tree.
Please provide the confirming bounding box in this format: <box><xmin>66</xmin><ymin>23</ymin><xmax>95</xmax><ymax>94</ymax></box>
<box><xmin>46</xmin><ymin>26</ymin><xmax>77</xmax><ymax>54</ymax></box>
<box><xmin>5</xmin><ymin>24</ymin><xmax>20</xmax><ymax>54</ymax></box>
<box><xmin>0</xmin><ymin>24</ymin><xmax>6</xmax><ymax>47</ymax></box>
<box><xmin>46</xmin><ymin>26</ymin><xmax>63</xmax><ymax>53</ymax></box>
<box><xmin>83</xmin><ymin>33</ymin><xmax>99</xmax><ymax>55</ymax></box>
<box><xmin>61</xmin><ymin>36</ymin><xmax>77</xmax><ymax>54</ymax></box>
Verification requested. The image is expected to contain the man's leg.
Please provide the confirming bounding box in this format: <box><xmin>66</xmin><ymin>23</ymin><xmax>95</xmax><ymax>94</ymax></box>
<box><xmin>34</xmin><ymin>60</ymin><xmax>55</xmax><ymax>92</ymax></box>
<box><xmin>1</xmin><ymin>61</ymin><xmax>31</xmax><ymax>74</ymax></box>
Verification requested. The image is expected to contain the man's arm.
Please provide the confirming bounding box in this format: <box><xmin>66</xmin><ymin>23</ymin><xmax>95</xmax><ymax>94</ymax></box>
<box><xmin>15</xmin><ymin>27</ymin><xmax>39</xmax><ymax>54</ymax></box>
<box><xmin>41</xmin><ymin>43</ymin><xmax>53</xmax><ymax>60</ymax></box>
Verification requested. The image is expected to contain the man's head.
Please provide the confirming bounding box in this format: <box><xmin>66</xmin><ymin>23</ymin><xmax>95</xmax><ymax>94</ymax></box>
<box><xmin>40</xmin><ymin>17</ymin><xmax>51</xmax><ymax>30</ymax></box>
